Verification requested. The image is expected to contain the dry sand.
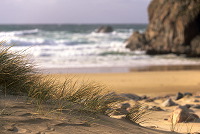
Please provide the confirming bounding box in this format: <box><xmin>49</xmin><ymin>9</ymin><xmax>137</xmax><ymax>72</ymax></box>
<box><xmin>49</xmin><ymin>70</ymin><xmax>200</xmax><ymax>96</ymax></box>
<box><xmin>0</xmin><ymin>95</ymin><xmax>172</xmax><ymax>134</ymax></box>
<box><xmin>47</xmin><ymin>70</ymin><xmax>200</xmax><ymax>133</ymax></box>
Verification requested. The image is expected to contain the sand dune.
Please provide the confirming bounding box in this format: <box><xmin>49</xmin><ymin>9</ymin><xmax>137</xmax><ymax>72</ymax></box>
<box><xmin>0</xmin><ymin>95</ymin><xmax>172</xmax><ymax>134</ymax></box>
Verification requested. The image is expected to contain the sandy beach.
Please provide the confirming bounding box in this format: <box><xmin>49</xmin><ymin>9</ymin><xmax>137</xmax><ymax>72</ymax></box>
<box><xmin>47</xmin><ymin>70</ymin><xmax>200</xmax><ymax>133</ymax></box>
<box><xmin>1</xmin><ymin>0</ymin><xmax>200</xmax><ymax>133</ymax></box>
<box><xmin>1</xmin><ymin>69</ymin><xmax>200</xmax><ymax>133</ymax></box>
<box><xmin>49</xmin><ymin>70</ymin><xmax>200</xmax><ymax>97</ymax></box>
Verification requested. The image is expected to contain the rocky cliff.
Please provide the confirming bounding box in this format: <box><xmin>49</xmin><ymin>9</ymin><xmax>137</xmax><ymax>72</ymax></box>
<box><xmin>126</xmin><ymin>0</ymin><xmax>200</xmax><ymax>57</ymax></box>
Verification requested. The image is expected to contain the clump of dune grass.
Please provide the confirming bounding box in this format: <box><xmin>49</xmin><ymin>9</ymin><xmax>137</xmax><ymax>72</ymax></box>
<box><xmin>28</xmin><ymin>77</ymin><xmax>122</xmax><ymax>113</ymax></box>
<box><xmin>0</xmin><ymin>44</ymin><xmax>39</xmax><ymax>95</ymax></box>
<box><xmin>126</xmin><ymin>102</ymin><xmax>150</xmax><ymax>124</ymax></box>
<box><xmin>0</xmin><ymin>43</ymin><xmax>122</xmax><ymax>113</ymax></box>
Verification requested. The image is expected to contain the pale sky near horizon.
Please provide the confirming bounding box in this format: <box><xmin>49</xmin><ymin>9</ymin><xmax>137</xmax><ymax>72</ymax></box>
<box><xmin>0</xmin><ymin>0</ymin><xmax>151</xmax><ymax>24</ymax></box>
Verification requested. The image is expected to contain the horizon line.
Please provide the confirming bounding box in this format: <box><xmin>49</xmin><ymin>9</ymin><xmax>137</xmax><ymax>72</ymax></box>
<box><xmin>0</xmin><ymin>23</ymin><xmax>148</xmax><ymax>25</ymax></box>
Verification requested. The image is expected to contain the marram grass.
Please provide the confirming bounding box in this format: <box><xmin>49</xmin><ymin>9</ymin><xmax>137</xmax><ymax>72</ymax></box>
<box><xmin>126</xmin><ymin>102</ymin><xmax>151</xmax><ymax>124</ymax></box>
<box><xmin>0</xmin><ymin>45</ymin><xmax>38</xmax><ymax>94</ymax></box>
<box><xmin>0</xmin><ymin>44</ymin><xmax>122</xmax><ymax>113</ymax></box>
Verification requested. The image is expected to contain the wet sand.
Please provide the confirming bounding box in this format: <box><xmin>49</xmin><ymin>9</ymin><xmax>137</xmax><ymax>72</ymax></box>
<box><xmin>41</xmin><ymin>64</ymin><xmax>200</xmax><ymax>74</ymax></box>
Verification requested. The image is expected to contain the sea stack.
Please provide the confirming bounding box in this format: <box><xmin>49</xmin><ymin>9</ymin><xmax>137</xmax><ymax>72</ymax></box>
<box><xmin>95</xmin><ymin>26</ymin><xmax>113</xmax><ymax>33</ymax></box>
<box><xmin>126</xmin><ymin>0</ymin><xmax>200</xmax><ymax>57</ymax></box>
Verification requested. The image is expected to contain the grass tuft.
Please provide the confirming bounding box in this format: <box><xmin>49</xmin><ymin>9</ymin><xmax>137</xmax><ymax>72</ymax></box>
<box><xmin>0</xmin><ymin>44</ymin><xmax>38</xmax><ymax>95</ymax></box>
<box><xmin>0</xmin><ymin>44</ymin><xmax>122</xmax><ymax>113</ymax></box>
<box><xmin>126</xmin><ymin>102</ymin><xmax>151</xmax><ymax>124</ymax></box>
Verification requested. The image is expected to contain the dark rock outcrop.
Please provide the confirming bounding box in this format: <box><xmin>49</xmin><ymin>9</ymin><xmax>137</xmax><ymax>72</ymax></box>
<box><xmin>174</xmin><ymin>92</ymin><xmax>183</xmax><ymax>100</ymax></box>
<box><xmin>126</xmin><ymin>0</ymin><xmax>200</xmax><ymax>57</ymax></box>
<box><xmin>125</xmin><ymin>32</ymin><xmax>147</xmax><ymax>50</ymax></box>
<box><xmin>183</xmin><ymin>92</ymin><xmax>193</xmax><ymax>97</ymax></box>
<box><xmin>192</xmin><ymin>105</ymin><xmax>200</xmax><ymax>109</ymax></box>
<box><xmin>95</xmin><ymin>26</ymin><xmax>113</xmax><ymax>33</ymax></box>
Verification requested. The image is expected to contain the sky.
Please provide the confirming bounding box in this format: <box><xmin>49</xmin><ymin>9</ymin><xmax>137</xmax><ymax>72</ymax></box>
<box><xmin>0</xmin><ymin>0</ymin><xmax>151</xmax><ymax>24</ymax></box>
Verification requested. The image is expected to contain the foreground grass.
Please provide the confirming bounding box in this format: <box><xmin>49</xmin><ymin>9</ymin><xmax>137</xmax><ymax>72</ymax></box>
<box><xmin>0</xmin><ymin>44</ymin><xmax>122</xmax><ymax>113</ymax></box>
<box><xmin>126</xmin><ymin>102</ymin><xmax>150</xmax><ymax>124</ymax></box>
<box><xmin>0</xmin><ymin>45</ymin><xmax>38</xmax><ymax>95</ymax></box>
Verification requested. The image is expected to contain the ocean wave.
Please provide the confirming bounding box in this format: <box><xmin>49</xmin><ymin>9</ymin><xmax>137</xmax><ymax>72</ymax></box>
<box><xmin>0</xmin><ymin>29</ymin><xmax>39</xmax><ymax>37</ymax></box>
<box><xmin>3</xmin><ymin>31</ymin><xmax>130</xmax><ymax>46</ymax></box>
<box><xmin>7</xmin><ymin>38</ymin><xmax>53</xmax><ymax>46</ymax></box>
<box><xmin>9</xmin><ymin>43</ymin><xmax>200</xmax><ymax>69</ymax></box>
<box><xmin>4</xmin><ymin>25</ymin><xmax>200</xmax><ymax>69</ymax></box>
<box><xmin>7</xmin><ymin>38</ymin><xmax>95</xmax><ymax>46</ymax></box>
<box><xmin>115</xmin><ymin>28</ymin><xmax>134</xmax><ymax>33</ymax></box>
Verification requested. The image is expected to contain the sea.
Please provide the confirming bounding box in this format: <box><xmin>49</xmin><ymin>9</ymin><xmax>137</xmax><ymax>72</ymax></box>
<box><xmin>1</xmin><ymin>24</ymin><xmax>200</xmax><ymax>73</ymax></box>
